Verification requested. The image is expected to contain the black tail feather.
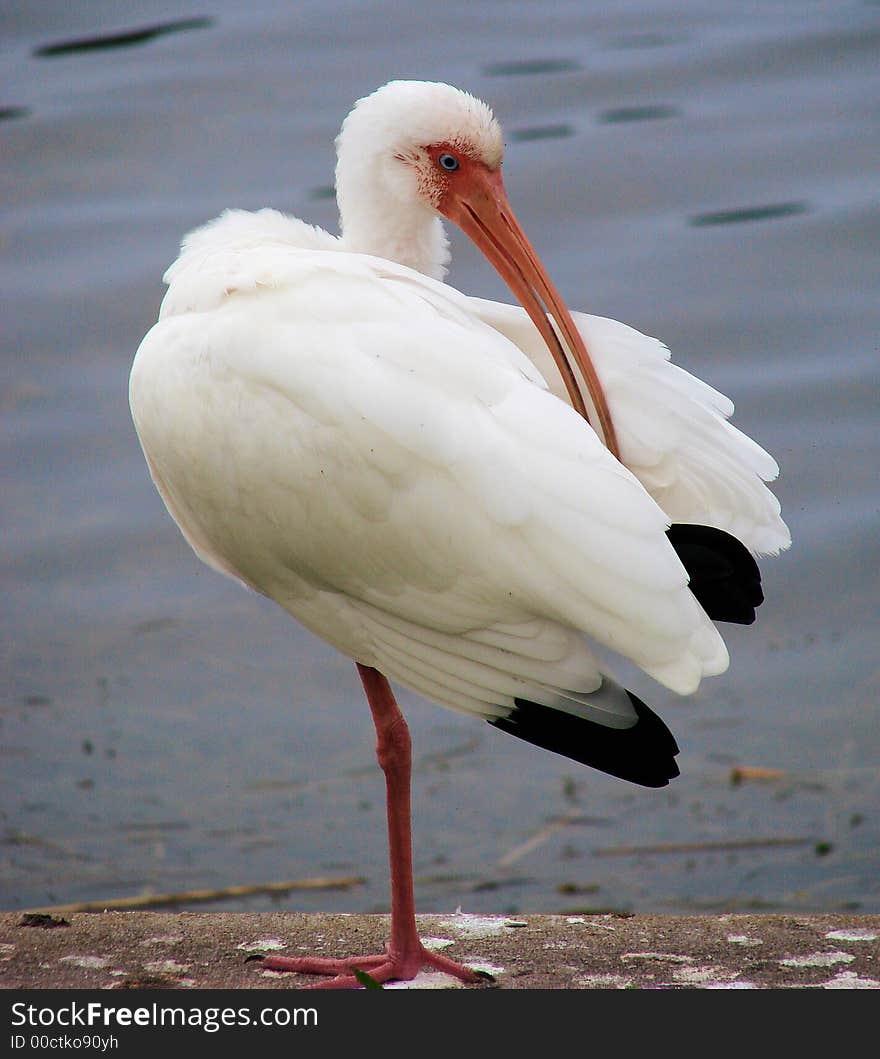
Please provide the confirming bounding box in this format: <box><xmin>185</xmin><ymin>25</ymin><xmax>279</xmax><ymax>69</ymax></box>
<box><xmin>667</xmin><ymin>523</ymin><xmax>763</xmax><ymax>624</ymax></box>
<box><xmin>486</xmin><ymin>524</ymin><xmax>763</xmax><ymax>787</ymax></box>
<box><xmin>488</xmin><ymin>691</ymin><xmax>680</xmax><ymax>788</ymax></box>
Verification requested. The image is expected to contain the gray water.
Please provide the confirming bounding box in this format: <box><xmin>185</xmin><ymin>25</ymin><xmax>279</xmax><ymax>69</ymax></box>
<box><xmin>2</xmin><ymin>1</ymin><xmax>878</xmax><ymax>919</ymax></box>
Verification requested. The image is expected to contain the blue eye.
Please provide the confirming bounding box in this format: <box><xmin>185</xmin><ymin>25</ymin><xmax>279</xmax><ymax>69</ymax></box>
<box><xmin>438</xmin><ymin>153</ymin><xmax>459</xmax><ymax>171</ymax></box>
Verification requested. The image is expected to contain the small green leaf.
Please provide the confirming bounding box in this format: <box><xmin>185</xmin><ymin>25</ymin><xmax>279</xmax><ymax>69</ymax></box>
<box><xmin>353</xmin><ymin>968</ymin><xmax>383</xmax><ymax>989</ymax></box>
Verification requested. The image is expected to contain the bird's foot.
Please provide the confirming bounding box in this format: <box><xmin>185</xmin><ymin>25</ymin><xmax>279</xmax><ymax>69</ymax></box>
<box><xmin>261</xmin><ymin>942</ymin><xmax>489</xmax><ymax>989</ymax></box>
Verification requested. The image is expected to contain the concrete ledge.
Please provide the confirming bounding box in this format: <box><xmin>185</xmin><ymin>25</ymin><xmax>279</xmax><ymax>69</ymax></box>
<box><xmin>2</xmin><ymin>911</ymin><xmax>878</xmax><ymax>989</ymax></box>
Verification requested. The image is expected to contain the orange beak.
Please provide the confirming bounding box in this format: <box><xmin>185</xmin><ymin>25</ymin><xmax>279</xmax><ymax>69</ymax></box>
<box><xmin>439</xmin><ymin>164</ymin><xmax>620</xmax><ymax>461</ymax></box>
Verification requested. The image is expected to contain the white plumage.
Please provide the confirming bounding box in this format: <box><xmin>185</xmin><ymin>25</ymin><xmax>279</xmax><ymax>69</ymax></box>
<box><xmin>129</xmin><ymin>80</ymin><xmax>789</xmax><ymax>986</ymax></box>
<box><xmin>132</xmin><ymin>206</ymin><xmax>785</xmax><ymax>711</ymax></box>
<box><xmin>473</xmin><ymin>298</ymin><xmax>789</xmax><ymax>555</ymax></box>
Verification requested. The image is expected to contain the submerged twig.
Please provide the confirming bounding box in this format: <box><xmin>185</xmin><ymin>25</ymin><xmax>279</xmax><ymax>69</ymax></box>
<box><xmin>28</xmin><ymin>875</ymin><xmax>366</xmax><ymax>914</ymax></box>
<box><xmin>593</xmin><ymin>837</ymin><xmax>813</xmax><ymax>857</ymax></box>
<box><xmin>496</xmin><ymin>807</ymin><xmax>587</xmax><ymax>868</ymax></box>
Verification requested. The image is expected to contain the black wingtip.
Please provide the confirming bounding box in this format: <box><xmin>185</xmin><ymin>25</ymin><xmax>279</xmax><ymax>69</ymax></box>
<box><xmin>667</xmin><ymin>524</ymin><xmax>763</xmax><ymax>624</ymax></box>
<box><xmin>489</xmin><ymin>691</ymin><xmax>680</xmax><ymax>788</ymax></box>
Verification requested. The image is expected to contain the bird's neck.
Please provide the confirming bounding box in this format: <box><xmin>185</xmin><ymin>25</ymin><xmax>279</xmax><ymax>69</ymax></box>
<box><xmin>336</xmin><ymin>172</ymin><xmax>450</xmax><ymax>281</ymax></box>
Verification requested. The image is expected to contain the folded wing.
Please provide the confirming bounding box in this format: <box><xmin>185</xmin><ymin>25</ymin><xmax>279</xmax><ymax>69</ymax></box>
<box><xmin>470</xmin><ymin>298</ymin><xmax>791</xmax><ymax>557</ymax></box>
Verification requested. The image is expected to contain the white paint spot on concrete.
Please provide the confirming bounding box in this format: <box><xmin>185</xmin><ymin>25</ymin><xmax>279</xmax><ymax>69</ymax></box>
<box><xmin>236</xmin><ymin>937</ymin><xmax>286</xmax><ymax>952</ymax></box>
<box><xmin>385</xmin><ymin>971</ymin><xmax>465</xmax><ymax>989</ymax></box>
<box><xmin>437</xmin><ymin>914</ymin><xmax>524</xmax><ymax>937</ymax></box>
<box><xmin>780</xmin><ymin>951</ymin><xmax>856</xmax><ymax>968</ymax></box>
<box><xmin>705</xmin><ymin>980</ymin><xmax>759</xmax><ymax>989</ymax></box>
<box><xmin>59</xmin><ymin>955</ymin><xmax>112</xmax><ymax>969</ymax></box>
<box><xmin>143</xmin><ymin>958</ymin><xmax>191</xmax><ymax>975</ymax></box>
<box><xmin>825</xmin><ymin>929</ymin><xmax>877</xmax><ymax>943</ymax></box>
<box><xmin>579</xmin><ymin>918</ymin><xmax>617</xmax><ymax>932</ymax></box>
<box><xmin>466</xmin><ymin>960</ymin><xmax>506</xmax><ymax>977</ymax></box>
<box><xmin>727</xmin><ymin>934</ymin><xmax>764</xmax><ymax>946</ymax></box>
<box><xmin>822</xmin><ymin>971</ymin><xmax>880</xmax><ymax>989</ymax></box>
<box><xmin>621</xmin><ymin>952</ymin><xmax>693</xmax><ymax>963</ymax></box>
<box><xmin>421</xmin><ymin>936</ymin><xmax>455</xmax><ymax>952</ymax></box>
<box><xmin>574</xmin><ymin>973</ymin><xmax>634</xmax><ymax>988</ymax></box>
<box><xmin>672</xmin><ymin>964</ymin><xmax>739</xmax><ymax>985</ymax></box>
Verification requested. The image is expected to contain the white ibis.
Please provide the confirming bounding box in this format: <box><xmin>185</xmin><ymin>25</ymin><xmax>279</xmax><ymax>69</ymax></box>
<box><xmin>129</xmin><ymin>80</ymin><xmax>790</xmax><ymax>987</ymax></box>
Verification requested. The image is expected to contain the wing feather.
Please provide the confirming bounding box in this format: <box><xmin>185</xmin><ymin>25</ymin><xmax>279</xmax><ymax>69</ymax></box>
<box><xmin>470</xmin><ymin>298</ymin><xmax>791</xmax><ymax>556</ymax></box>
<box><xmin>131</xmin><ymin>217</ymin><xmax>732</xmax><ymax>733</ymax></box>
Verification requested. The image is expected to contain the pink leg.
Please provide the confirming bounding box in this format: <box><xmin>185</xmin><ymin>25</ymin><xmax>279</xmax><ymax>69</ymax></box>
<box><xmin>262</xmin><ymin>664</ymin><xmax>487</xmax><ymax>989</ymax></box>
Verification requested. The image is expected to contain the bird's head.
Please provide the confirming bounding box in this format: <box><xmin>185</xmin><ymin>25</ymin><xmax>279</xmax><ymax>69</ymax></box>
<box><xmin>336</xmin><ymin>79</ymin><xmax>504</xmax><ymax>217</ymax></box>
<box><xmin>335</xmin><ymin>80</ymin><xmax>618</xmax><ymax>456</ymax></box>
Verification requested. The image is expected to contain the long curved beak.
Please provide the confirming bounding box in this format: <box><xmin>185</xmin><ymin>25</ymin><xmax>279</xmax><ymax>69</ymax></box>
<box><xmin>440</xmin><ymin>166</ymin><xmax>620</xmax><ymax>461</ymax></box>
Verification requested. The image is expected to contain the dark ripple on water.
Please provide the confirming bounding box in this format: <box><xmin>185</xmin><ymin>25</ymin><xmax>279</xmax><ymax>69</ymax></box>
<box><xmin>689</xmin><ymin>202</ymin><xmax>810</xmax><ymax>227</ymax></box>
<box><xmin>33</xmin><ymin>16</ymin><xmax>213</xmax><ymax>58</ymax></box>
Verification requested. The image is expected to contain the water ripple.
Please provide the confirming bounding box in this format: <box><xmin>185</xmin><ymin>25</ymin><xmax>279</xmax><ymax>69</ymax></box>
<box><xmin>598</xmin><ymin>105</ymin><xmax>679</xmax><ymax>124</ymax></box>
<box><xmin>510</xmin><ymin>123</ymin><xmax>575</xmax><ymax>142</ymax></box>
<box><xmin>34</xmin><ymin>17</ymin><xmax>213</xmax><ymax>57</ymax></box>
<box><xmin>484</xmin><ymin>58</ymin><xmax>580</xmax><ymax>76</ymax></box>
<box><xmin>689</xmin><ymin>202</ymin><xmax>809</xmax><ymax>226</ymax></box>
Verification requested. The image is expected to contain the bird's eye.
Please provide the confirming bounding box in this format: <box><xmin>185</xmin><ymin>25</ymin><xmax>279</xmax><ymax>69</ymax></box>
<box><xmin>438</xmin><ymin>153</ymin><xmax>460</xmax><ymax>172</ymax></box>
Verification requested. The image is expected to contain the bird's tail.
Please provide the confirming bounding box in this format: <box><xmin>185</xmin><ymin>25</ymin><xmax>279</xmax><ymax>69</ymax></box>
<box><xmin>666</xmin><ymin>524</ymin><xmax>764</xmax><ymax>625</ymax></box>
<box><xmin>488</xmin><ymin>688</ymin><xmax>680</xmax><ymax>788</ymax></box>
